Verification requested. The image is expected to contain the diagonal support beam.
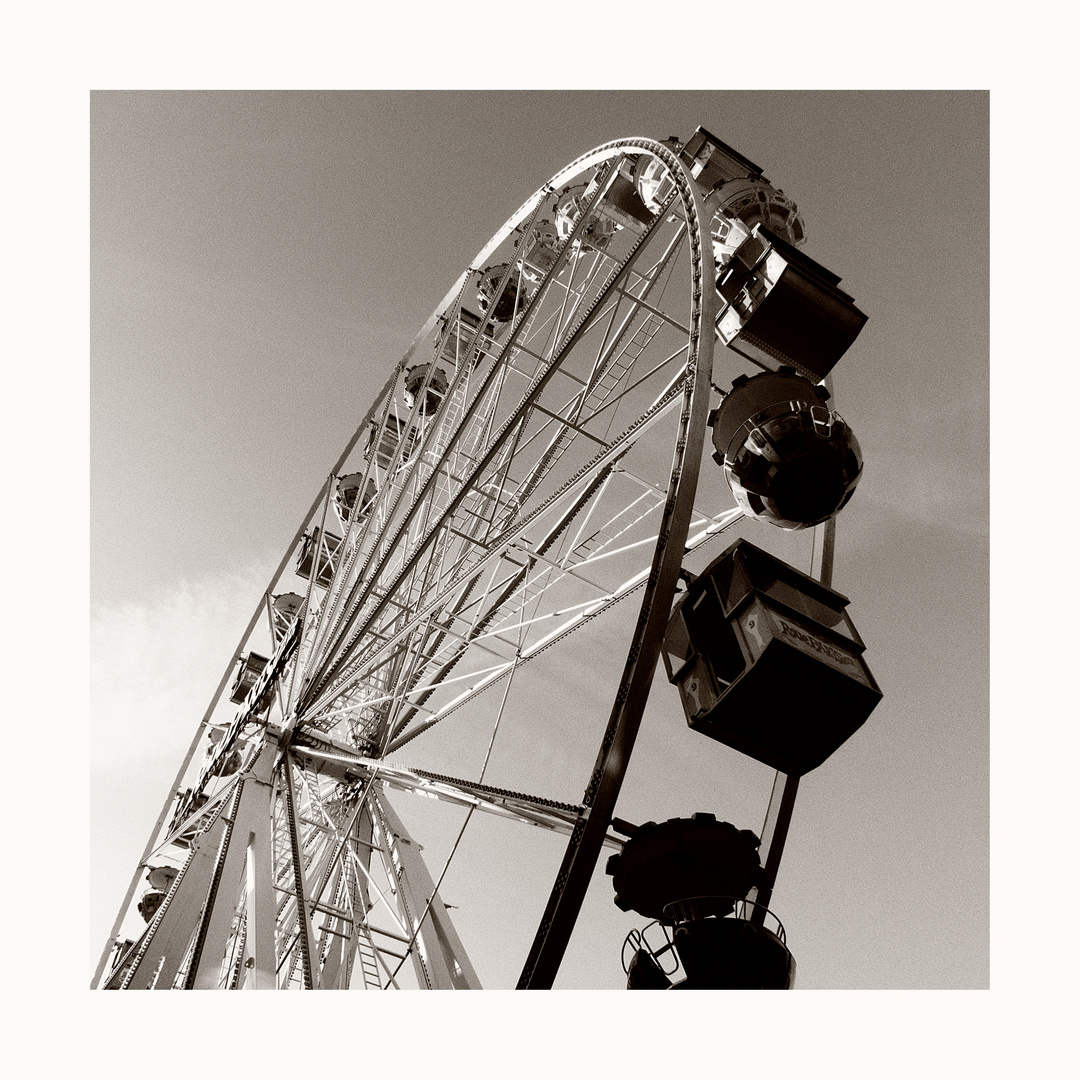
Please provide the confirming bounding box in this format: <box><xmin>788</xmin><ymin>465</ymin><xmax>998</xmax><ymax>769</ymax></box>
<box><xmin>281</xmin><ymin>751</ymin><xmax>317</xmax><ymax>988</ymax></box>
<box><xmin>189</xmin><ymin>745</ymin><xmax>277</xmax><ymax>988</ymax></box>
<box><xmin>370</xmin><ymin>794</ymin><xmax>482</xmax><ymax>989</ymax></box>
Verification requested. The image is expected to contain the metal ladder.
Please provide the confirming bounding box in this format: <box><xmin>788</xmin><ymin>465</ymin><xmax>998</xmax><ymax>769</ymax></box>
<box><xmin>353</xmin><ymin>927</ymin><xmax>384</xmax><ymax>989</ymax></box>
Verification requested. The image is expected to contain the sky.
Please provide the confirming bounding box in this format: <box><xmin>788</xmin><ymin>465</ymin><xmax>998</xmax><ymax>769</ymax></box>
<box><xmin>89</xmin><ymin>90</ymin><xmax>989</xmax><ymax>991</ymax></box>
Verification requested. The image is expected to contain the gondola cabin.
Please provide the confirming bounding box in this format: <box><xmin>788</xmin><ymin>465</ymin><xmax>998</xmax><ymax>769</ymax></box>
<box><xmin>228</xmin><ymin>651</ymin><xmax>269</xmax><ymax>705</ymax></box>
<box><xmin>714</xmin><ymin>224</ymin><xmax>867</xmax><ymax>382</ymax></box>
<box><xmin>367</xmin><ymin>414</ymin><xmax>416</xmax><ymax>474</ymax></box>
<box><xmin>439</xmin><ymin>306</ymin><xmax>497</xmax><ymax>366</ymax></box>
<box><xmin>295</xmin><ymin>528</ymin><xmax>342</xmax><ymax>589</ymax></box>
<box><xmin>336</xmin><ymin>472</ymin><xmax>377</xmax><ymax>520</ymax></box>
<box><xmin>662</xmin><ymin>539</ymin><xmax>881</xmax><ymax>775</ymax></box>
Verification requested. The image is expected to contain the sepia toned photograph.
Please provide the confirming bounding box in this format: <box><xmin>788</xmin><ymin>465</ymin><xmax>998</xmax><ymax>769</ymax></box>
<box><xmin>90</xmin><ymin>90</ymin><xmax>989</xmax><ymax>992</ymax></box>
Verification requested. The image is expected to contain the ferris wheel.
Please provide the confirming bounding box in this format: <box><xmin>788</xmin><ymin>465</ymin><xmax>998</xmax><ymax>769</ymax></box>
<box><xmin>93</xmin><ymin>127</ymin><xmax>872</xmax><ymax>990</ymax></box>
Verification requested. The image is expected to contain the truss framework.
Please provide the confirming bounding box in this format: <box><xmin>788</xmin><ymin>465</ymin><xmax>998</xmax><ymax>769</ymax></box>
<box><xmin>96</xmin><ymin>135</ymin><xmax>753</xmax><ymax>990</ymax></box>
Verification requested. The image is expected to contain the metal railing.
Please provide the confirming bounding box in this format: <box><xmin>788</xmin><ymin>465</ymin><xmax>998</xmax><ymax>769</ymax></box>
<box><xmin>620</xmin><ymin>894</ymin><xmax>788</xmax><ymax>977</ymax></box>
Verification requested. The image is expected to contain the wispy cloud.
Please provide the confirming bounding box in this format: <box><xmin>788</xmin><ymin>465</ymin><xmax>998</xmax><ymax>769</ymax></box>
<box><xmin>90</xmin><ymin>562</ymin><xmax>274</xmax><ymax>770</ymax></box>
<box><xmin>90</xmin><ymin>561</ymin><xmax>276</xmax><ymax>973</ymax></box>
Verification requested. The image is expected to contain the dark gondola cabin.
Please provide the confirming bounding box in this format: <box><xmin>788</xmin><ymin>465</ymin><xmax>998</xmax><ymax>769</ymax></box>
<box><xmin>662</xmin><ymin>539</ymin><xmax>881</xmax><ymax>775</ymax></box>
<box><xmin>714</xmin><ymin>224</ymin><xmax>868</xmax><ymax>382</ymax></box>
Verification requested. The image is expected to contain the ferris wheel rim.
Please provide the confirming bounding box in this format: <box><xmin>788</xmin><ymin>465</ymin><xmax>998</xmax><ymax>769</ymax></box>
<box><xmin>100</xmin><ymin>135</ymin><xmax>735</xmax><ymax>990</ymax></box>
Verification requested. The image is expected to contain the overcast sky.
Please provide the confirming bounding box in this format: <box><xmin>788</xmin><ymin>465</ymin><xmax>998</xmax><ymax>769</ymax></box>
<box><xmin>89</xmin><ymin>90</ymin><xmax>989</xmax><ymax>990</ymax></box>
